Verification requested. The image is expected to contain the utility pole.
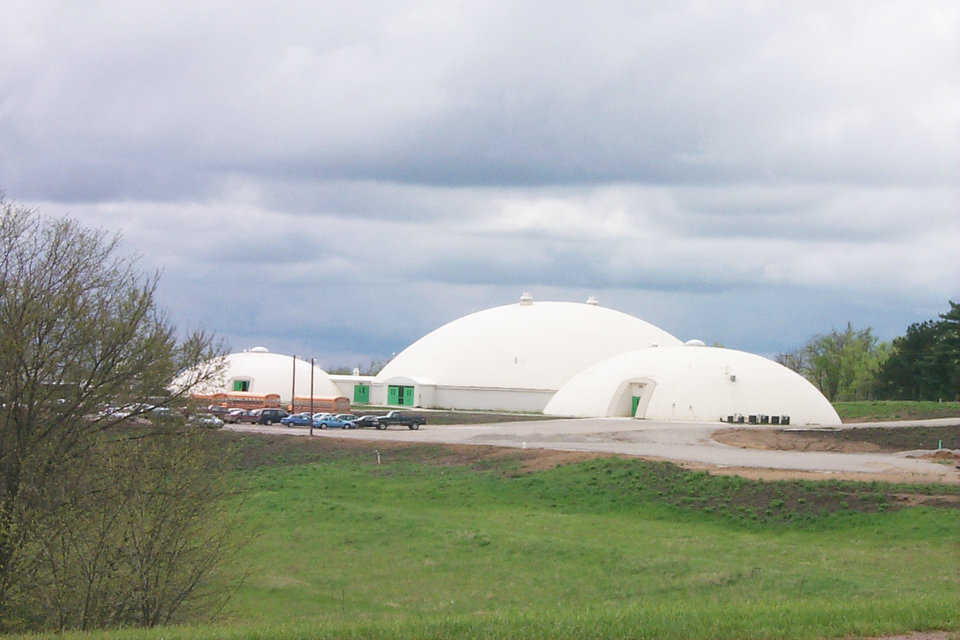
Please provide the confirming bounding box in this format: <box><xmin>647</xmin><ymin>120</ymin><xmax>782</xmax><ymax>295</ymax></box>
<box><xmin>291</xmin><ymin>354</ymin><xmax>297</xmax><ymax>413</ymax></box>
<box><xmin>309</xmin><ymin>357</ymin><xmax>315</xmax><ymax>436</ymax></box>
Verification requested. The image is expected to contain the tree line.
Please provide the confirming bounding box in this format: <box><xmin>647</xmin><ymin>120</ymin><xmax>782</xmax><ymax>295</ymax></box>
<box><xmin>776</xmin><ymin>301</ymin><xmax>960</xmax><ymax>402</ymax></box>
<box><xmin>327</xmin><ymin>359</ymin><xmax>387</xmax><ymax>376</ymax></box>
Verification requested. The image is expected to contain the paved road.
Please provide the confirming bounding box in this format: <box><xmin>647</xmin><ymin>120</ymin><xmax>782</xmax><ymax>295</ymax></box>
<box><xmin>226</xmin><ymin>417</ymin><xmax>959</xmax><ymax>480</ymax></box>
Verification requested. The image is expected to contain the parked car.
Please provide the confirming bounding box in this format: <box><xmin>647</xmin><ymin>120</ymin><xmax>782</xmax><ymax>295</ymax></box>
<box><xmin>96</xmin><ymin>405</ymin><xmax>132</xmax><ymax>419</ymax></box>
<box><xmin>314</xmin><ymin>414</ymin><xmax>354</xmax><ymax>429</ymax></box>
<box><xmin>350</xmin><ymin>414</ymin><xmax>381</xmax><ymax>429</ymax></box>
<box><xmin>223</xmin><ymin>408</ymin><xmax>251</xmax><ymax>424</ymax></box>
<box><xmin>280</xmin><ymin>412</ymin><xmax>314</xmax><ymax>427</ymax></box>
<box><xmin>189</xmin><ymin>413</ymin><xmax>224</xmax><ymax>429</ymax></box>
<box><xmin>149</xmin><ymin>406</ymin><xmax>176</xmax><ymax>422</ymax></box>
<box><xmin>253</xmin><ymin>408</ymin><xmax>288</xmax><ymax>425</ymax></box>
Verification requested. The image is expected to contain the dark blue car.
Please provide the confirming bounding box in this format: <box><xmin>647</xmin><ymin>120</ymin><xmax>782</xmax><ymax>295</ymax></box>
<box><xmin>280</xmin><ymin>412</ymin><xmax>314</xmax><ymax>427</ymax></box>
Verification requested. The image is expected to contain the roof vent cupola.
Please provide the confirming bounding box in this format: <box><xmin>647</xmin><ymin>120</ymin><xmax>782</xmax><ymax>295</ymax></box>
<box><xmin>519</xmin><ymin>292</ymin><xmax>534</xmax><ymax>305</ymax></box>
<box><xmin>585</xmin><ymin>296</ymin><xmax>599</xmax><ymax>305</ymax></box>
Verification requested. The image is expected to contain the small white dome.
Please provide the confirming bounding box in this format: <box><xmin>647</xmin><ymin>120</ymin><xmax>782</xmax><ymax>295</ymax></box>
<box><xmin>186</xmin><ymin>351</ymin><xmax>342</xmax><ymax>401</ymax></box>
<box><xmin>685</xmin><ymin>339</ymin><xmax>706</xmax><ymax>346</ymax></box>
<box><xmin>544</xmin><ymin>346</ymin><xmax>840</xmax><ymax>425</ymax></box>
<box><xmin>376</xmin><ymin>301</ymin><xmax>681</xmax><ymax>391</ymax></box>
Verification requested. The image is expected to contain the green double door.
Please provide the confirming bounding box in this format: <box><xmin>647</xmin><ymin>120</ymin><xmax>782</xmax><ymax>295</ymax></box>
<box><xmin>387</xmin><ymin>385</ymin><xmax>415</xmax><ymax>406</ymax></box>
<box><xmin>353</xmin><ymin>384</ymin><xmax>370</xmax><ymax>403</ymax></box>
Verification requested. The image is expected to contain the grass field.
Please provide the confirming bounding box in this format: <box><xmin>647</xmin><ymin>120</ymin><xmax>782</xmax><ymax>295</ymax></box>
<box><xmin>835</xmin><ymin>400</ymin><xmax>960</xmax><ymax>422</ymax></box>
<box><xmin>15</xmin><ymin>434</ymin><xmax>960</xmax><ymax>640</ymax></box>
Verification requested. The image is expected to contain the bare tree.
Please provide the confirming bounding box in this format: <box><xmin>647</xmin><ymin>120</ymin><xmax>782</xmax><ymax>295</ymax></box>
<box><xmin>27</xmin><ymin>429</ymin><xmax>239</xmax><ymax>631</ymax></box>
<box><xmin>774</xmin><ymin>350</ymin><xmax>806</xmax><ymax>374</ymax></box>
<box><xmin>0</xmin><ymin>200</ymin><xmax>227</xmax><ymax>630</ymax></box>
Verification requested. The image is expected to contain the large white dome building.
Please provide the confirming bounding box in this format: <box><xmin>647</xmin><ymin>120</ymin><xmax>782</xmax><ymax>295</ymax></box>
<box><xmin>371</xmin><ymin>295</ymin><xmax>681</xmax><ymax>411</ymax></box>
<box><xmin>543</xmin><ymin>345</ymin><xmax>841</xmax><ymax>425</ymax></box>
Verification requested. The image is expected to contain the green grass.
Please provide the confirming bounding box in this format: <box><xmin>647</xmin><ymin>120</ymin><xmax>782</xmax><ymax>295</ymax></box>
<box><xmin>835</xmin><ymin>400</ymin><xmax>960</xmax><ymax>422</ymax></box>
<box><xmin>12</xmin><ymin>438</ymin><xmax>960</xmax><ymax>639</ymax></box>
<box><xmin>24</xmin><ymin>599</ymin><xmax>960</xmax><ymax>640</ymax></box>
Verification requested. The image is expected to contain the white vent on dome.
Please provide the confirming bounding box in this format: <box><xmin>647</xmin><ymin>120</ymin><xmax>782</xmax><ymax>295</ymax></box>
<box><xmin>519</xmin><ymin>292</ymin><xmax>534</xmax><ymax>305</ymax></box>
<box><xmin>685</xmin><ymin>339</ymin><xmax>706</xmax><ymax>346</ymax></box>
<box><xmin>585</xmin><ymin>296</ymin><xmax>599</xmax><ymax>305</ymax></box>
<box><xmin>250</xmin><ymin>346</ymin><xmax>269</xmax><ymax>353</ymax></box>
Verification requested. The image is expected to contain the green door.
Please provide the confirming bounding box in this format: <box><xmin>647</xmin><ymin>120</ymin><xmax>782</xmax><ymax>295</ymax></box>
<box><xmin>353</xmin><ymin>384</ymin><xmax>369</xmax><ymax>403</ymax></box>
<box><xmin>402</xmin><ymin>386</ymin><xmax>415</xmax><ymax>406</ymax></box>
<box><xmin>387</xmin><ymin>385</ymin><xmax>400</xmax><ymax>405</ymax></box>
<box><xmin>631</xmin><ymin>396</ymin><xmax>640</xmax><ymax>417</ymax></box>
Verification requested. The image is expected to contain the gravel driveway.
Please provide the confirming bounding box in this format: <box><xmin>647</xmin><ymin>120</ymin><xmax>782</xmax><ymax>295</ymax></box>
<box><xmin>225</xmin><ymin>416</ymin><xmax>960</xmax><ymax>483</ymax></box>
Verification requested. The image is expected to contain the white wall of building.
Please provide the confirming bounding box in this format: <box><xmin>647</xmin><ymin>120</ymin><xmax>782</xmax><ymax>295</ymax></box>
<box><xmin>370</xmin><ymin>378</ymin><xmax>554</xmax><ymax>412</ymax></box>
<box><xmin>432</xmin><ymin>386</ymin><xmax>555</xmax><ymax>412</ymax></box>
<box><xmin>328</xmin><ymin>374</ymin><xmax>377</xmax><ymax>402</ymax></box>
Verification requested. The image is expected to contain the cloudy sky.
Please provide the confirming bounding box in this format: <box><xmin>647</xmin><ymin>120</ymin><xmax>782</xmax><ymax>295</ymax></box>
<box><xmin>2</xmin><ymin>1</ymin><xmax>958</xmax><ymax>368</ymax></box>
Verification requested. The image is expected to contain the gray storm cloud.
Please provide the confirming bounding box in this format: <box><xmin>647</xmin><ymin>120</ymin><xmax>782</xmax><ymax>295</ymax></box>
<box><xmin>4</xmin><ymin>1</ymin><xmax>958</xmax><ymax>195</ymax></box>
<box><xmin>2</xmin><ymin>1</ymin><xmax>958</xmax><ymax>362</ymax></box>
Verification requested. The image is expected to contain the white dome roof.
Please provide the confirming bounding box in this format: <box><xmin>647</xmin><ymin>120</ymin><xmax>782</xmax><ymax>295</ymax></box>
<box><xmin>544</xmin><ymin>346</ymin><xmax>840</xmax><ymax>425</ymax></box>
<box><xmin>191</xmin><ymin>351</ymin><xmax>343</xmax><ymax>401</ymax></box>
<box><xmin>376</xmin><ymin>301</ymin><xmax>681</xmax><ymax>391</ymax></box>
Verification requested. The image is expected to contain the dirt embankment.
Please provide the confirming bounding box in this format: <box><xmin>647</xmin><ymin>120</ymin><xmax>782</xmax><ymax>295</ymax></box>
<box><xmin>222</xmin><ymin>429</ymin><xmax>603</xmax><ymax>473</ymax></box>
<box><xmin>222</xmin><ymin>428</ymin><xmax>960</xmax><ymax>490</ymax></box>
<box><xmin>710</xmin><ymin>426</ymin><xmax>960</xmax><ymax>486</ymax></box>
<box><xmin>714</xmin><ymin>429</ymin><xmax>887</xmax><ymax>453</ymax></box>
<box><xmin>713</xmin><ymin>425</ymin><xmax>960</xmax><ymax>455</ymax></box>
